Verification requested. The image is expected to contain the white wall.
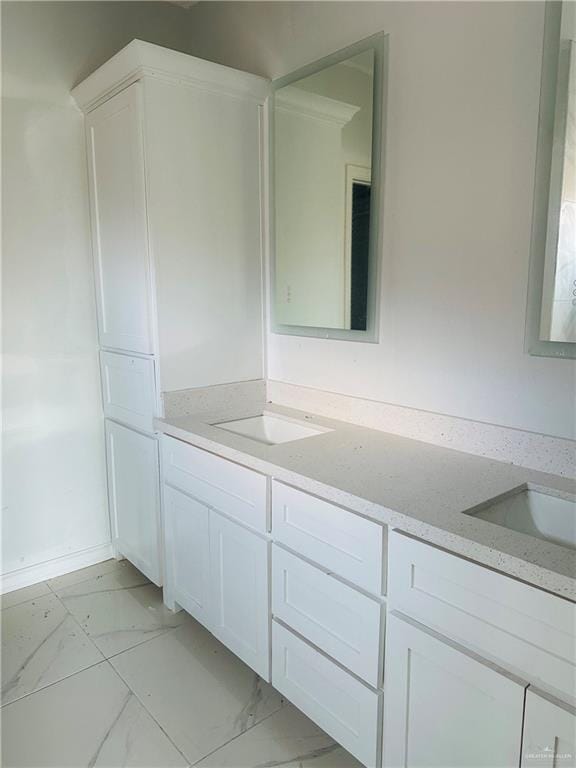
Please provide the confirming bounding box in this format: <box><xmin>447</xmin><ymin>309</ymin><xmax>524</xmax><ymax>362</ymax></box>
<box><xmin>1</xmin><ymin>1</ymin><xmax>199</xmax><ymax>579</ymax></box>
<box><xmin>185</xmin><ymin>1</ymin><xmax>576</xmax><ymax>440</ymax></box>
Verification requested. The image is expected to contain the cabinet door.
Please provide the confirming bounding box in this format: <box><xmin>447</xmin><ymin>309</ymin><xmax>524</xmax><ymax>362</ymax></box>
<box><xmin>210</xmin><ymin>512</ymin><xmax>270</xmax><ymax>680</ymax></box>
<box><xmin>105</xmin><ymin>420</ymin><xmax>161</xmax><ymax>585</ymax></box>
<box><xmin>522</xmin><ymin>689</ymin><xmax>576</xmax><ymax>767</ymax></box>
<box><xmin>86</xmin><ymin>83</ymin><xmax>154</xmax><ymax>354</ymax></box>
<box><xmin>383</xmin><ymin>612</ymin><xmax>526</xmax><ymax>768</ymax></box>
<box><xmin>163</xmin><ymin>486</ymin><xmax>212</xmax><ymax>628</ymax></box>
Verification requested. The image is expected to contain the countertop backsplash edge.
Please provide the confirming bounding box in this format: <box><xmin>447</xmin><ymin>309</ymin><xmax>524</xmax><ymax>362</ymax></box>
<box><xmin>266</xmin><ymin>380</ymin><xmax>576</xmax><ymax>479</ymax></box>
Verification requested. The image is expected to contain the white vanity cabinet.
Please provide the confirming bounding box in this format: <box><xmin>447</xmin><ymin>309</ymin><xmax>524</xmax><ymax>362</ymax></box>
<box><xmin>72</xmin><ymin>41</ymin><xmax>268</xmax><ymax>586</ymax></box>
<box><xmin>159</xmin><ymin>447</ymin><xmax>388</xmax><ymax>767</ymax></box>
<box><xmin>157</xmin><ymin>438</ymin><xmax>576</xmax><ymax>768</ymax></box>
<box><xmin>162</xmin><ymin>436</ymin><xmax>270</xmax><ymax>680</ymax></box>
<box><xmin>383</xmin><ymin>531</ymin><xmax>576</xmax><ymax>768</ymax></box>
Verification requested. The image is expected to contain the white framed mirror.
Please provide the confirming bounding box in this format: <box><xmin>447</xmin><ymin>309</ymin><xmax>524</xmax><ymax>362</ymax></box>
<box><xmin>270</xmin><ymin>33</ymin><xmax>387</xmax><ymax>341</ymax></box>
<box><xmin>527</xmin><ymin>0</ymin><xmax>576</xmax><ymax>357</ymax></box>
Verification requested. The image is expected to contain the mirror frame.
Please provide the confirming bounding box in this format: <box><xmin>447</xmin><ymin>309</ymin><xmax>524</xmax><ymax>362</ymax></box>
<box><xmin>526</xmin><ymin>0</ymin><xmax>576</xmax><ymax>358</ymax></box>
<box><xmin>269</xmin><ymin>32</ymin><xmax>388</xmax><ymax>342</ymax></box>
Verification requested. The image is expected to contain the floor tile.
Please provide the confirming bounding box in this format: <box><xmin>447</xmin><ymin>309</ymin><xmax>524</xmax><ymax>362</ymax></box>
<box><xmin>1</xmin><ymin>581</ymin><xmax>51</xmax><ymax>611</ymax></box>
<box><xmin>54</xmin><ymin>561</ymin><xmax>186</xmax><ymax>657</ymax></box>
<box><xmin>47</xmin><ymin>558</ymin><xmax>135</xmax><ymax>594</ymax></box>
<box><xmin>197</xmin><ymin>705</ymin><xmax>362</xmax><ymax>767</ymax></box>
<box><xmin>2</xmin><ymin>593</ymin><xmax>104</xmax><ymax>706</ymax></box>
<box><xmin>1</xmin><ymin>661</ymin><xmax>188</xmax><ymax>767</ymax></box>
<box><xmin>110</xmin><ymin>618</ymin><xmax>285</xmax><ymax>764</ymax></box>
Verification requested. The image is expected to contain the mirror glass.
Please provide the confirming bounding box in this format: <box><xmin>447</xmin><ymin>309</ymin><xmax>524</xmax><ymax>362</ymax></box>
<box><xmin>540</xmin><ymin>3</ymin><xmax>576</xmax><ymax>344</ymax></box>
<box><xmin>272</xmin><ymin>40</ymin><xmax>382</xmax><ymax>338</ymax></box>
<box><xmin>528</xmin><ymin>0</ymin><xmax>576</xmax><ymax>356</ymax></box>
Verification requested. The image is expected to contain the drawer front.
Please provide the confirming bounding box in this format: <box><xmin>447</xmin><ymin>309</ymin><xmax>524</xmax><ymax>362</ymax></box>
<box><xmin>272</xmin><ymin>621</ymin><xmax>382</xmax><ymax>767</ymax></box>
<box><xmin>100</xmin><ymin>350</ymin><xmax>157</xmax><ymax>432</ymax></box>
<box><xmin>272</xmin><ymin>482</ymin><xmax>385</xmax><ymax>594</ymax></box>
<box><xmin>162</xmin><ymin>436</ymin><xmax>267</xmax><ymax>532</ymax></box>
<box><xmin>272</xmin><ymin>545</ymin><xmax>383</xmax><ymax>686</ymax></box>
<box><xmin>389</xmin><ymin>531</ymin><xmax>576</xmax><ymax>703</ymax></box>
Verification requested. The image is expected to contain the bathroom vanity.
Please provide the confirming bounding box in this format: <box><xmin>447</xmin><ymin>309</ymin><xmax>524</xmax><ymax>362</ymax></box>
<box><xmin>154</xmin><ymin>404</ymin><xmax>576</xmax><ymax>768</ymax></box>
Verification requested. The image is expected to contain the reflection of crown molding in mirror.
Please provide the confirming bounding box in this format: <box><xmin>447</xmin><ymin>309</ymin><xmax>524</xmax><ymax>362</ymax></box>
<box><xmin>525</xmin><ymin>1</ymin><xmax>576</xmax><ymax>358</ymax></box>
<box><xmin>275</xmin><ymin>87</ymin><xmax>360</xmax><ymax>127</ymax></box>
<box><xmin>269</xmin><ymin>32</ymin><xmax>388</xmax><ymax>343</ymax></box>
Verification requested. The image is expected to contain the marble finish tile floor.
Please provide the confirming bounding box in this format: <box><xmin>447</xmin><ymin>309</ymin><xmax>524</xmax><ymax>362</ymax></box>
<box><xmin>1</xmin><ymin>559</ymin><xmax>361</xmax><ymax>768</ymax></box>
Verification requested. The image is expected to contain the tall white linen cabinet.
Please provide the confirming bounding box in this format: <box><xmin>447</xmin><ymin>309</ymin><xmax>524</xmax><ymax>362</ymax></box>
<box><xmin>72</xmin><ymin>41</ymin><xmax>269</xmax><ymax>585</ymax></box>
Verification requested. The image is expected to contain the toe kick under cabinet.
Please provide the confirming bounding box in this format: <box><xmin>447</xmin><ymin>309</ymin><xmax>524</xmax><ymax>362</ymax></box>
<box><xmin>73</xmin><ymin>42</ymin><xmax>268</xmax><ymax>587</ymax></box>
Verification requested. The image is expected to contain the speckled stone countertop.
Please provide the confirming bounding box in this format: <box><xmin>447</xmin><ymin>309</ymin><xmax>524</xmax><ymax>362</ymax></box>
<box><xmin>155</xmin><ymin>403</ymin><xmax>576</xmax><ymax>602</ymax></box>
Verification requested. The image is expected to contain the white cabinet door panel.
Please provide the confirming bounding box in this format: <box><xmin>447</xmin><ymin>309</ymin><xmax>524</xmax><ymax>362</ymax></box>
<box><xmin>100</xmin><ymin>350</ymin><xmax>157</xmax><ymax>432</ymax></box>
<box><xmin>106</xmin><ymin>420</ymin><xmax>161</xmax><ymax>585</ymax></box>
<box><xmin>272</xmin><ymin>545</ymin><xmax>383</xmax><ymax>686</ymax></box>
<box><xmin>163</xmin><ymin>486</ymin><xmax>212</xmax><ymax>628</ymax></box>
<box><xmin>87</xmin><ymin>83</ymin><xmax>154</xmax><ymax>354</ymax></box>
<box><xmin>272</xmin><ymin>621</ymin><xmax>382</xmax><ymax>768</ymax></box>
<box><xmin>272</xmin><ymin>481</ymin><xmax>385</xmax><ymax>594</ymax></box>
<box><xmin>210</xmin><ymin>512</ymin><xmax>270</xmax><ymax>680</ymax></box>
<box><xmin>383</xmin><ymin>611</ymin><xmax>526</xmax><ymax>768</ymax></box>
<box><xmin>522</xmin><ymin>689</ymin><xmax>576</xmax><ymax>767</ymax></box>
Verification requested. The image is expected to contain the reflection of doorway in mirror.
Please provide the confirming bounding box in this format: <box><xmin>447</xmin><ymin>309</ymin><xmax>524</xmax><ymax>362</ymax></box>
<box><xmin>344</xmin><ymin>164</ymin><xmax>371</xmax><ymax>330</ymax></box>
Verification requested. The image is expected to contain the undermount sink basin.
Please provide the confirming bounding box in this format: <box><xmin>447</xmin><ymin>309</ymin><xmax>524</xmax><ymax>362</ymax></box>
<box><xmin>465</xmin><ymin>487</ymin><xmax>576</xmax><ymax>550</ymax></box>
<box><xmin>213</xmin><ymin>413</ymin><xmax>333</xmax><ymax>446</ymax></box>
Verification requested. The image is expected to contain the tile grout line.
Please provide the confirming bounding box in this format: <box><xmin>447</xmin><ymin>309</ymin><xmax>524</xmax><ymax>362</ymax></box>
<box><xmin>111</xmin><ymin>651</ymin><xmax>288</xmax><ymax>768</ymax></box>
<box><xmin>105</xmin><ymin>658</ymin><xmax>192</xmax><ymax>767</ymax></box>
<box><xmin>101</xmin><ymin>622</ymin><xmax>184</xmax><ymax>663</ymax></box>
<box><xmin>1</xmin><ymin>589</ymin><xmax>106</xmax><ymax>709</ymax></box>
<box><xmin>105</xmin><ymin>622</ymin><xmax>288</xmax><ymax>767</ymax></box>
<box><xmin>190</xmin><ymin>700</ymin><xmax>288</xmax><ymax>766</ymax></box>
<box><xmin>0</xmin><ymin>622</ymin><xmax>182</xmax><ymax>711</ymax></box>
<box><xmin>1</xmin><ymin>656</ymin><xmax>109</xmax><ymax>710</ymax></box>
<box><xmin>3</xmin><ymin>562</ymin><xmax>289</xmax><ymax>766</ymax></box>
<box><xmin>1</xmin><ymin>560</ymin><xmax>126</xmax><ymax>610</ymax></box>
<box><xmin>45</xmin><ymin>561</ymin><xmax>133</xmax><ymax>596</ymax></box>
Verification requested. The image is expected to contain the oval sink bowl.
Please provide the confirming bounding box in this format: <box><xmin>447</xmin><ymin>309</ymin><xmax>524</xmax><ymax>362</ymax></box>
<box><xmin>213</xmin><ymin>413</ymin><xmax>333</xmax><ymax>446</ymax></box>
<box><xmin>465</xmin><ymin>487</ymin><xmax>576</xmax><ymax>550</ymax></box>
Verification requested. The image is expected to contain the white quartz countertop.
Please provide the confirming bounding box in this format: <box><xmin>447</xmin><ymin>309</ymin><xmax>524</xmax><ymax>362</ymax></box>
<box><xmin>155</xmin><ymin>403</ymin><xmax>576</xmax><ymax>601</ymax></box>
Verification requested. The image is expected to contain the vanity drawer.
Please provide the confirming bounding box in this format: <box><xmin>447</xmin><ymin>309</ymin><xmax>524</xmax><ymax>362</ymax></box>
<box><xmin>388</xmin><ymin>531</ymin><xmax>576</xmax><ymax>702</ymax></box>
<box><xmin>272</xmin><ymin>481</ymin><xmax>385</xmax><ymax>594</ymax></box>
<box><xmin>162</xmin><ymin>436</ymin><xmax>267</xmax><ymax>532</ymax></box>
<box><xmin>100</xmin><ymin>350</ymin><xmax>157</xmax><ymax>432</ymax></box>
<box><xmin>272</xmin><ymin>545</ymin><xmax>383</xmax><ymax>686</ymax></box>
<box><xmin>272</xmin><ymin>621</ymin><xmax>382</xmax><ymax>767</ymax></box>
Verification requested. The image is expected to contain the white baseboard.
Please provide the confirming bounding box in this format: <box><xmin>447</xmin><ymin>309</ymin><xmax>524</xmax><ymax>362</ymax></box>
<box><xmin>1</xmin><ymin>543</ymin><xmax>114</xmax><ymax>595</ymax></box>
